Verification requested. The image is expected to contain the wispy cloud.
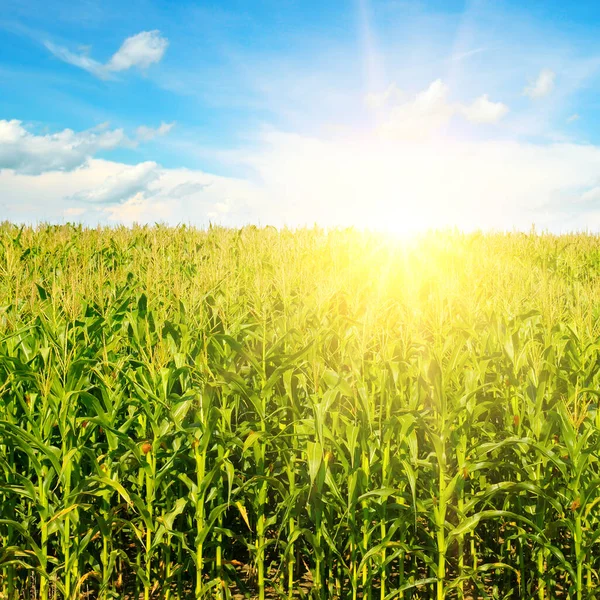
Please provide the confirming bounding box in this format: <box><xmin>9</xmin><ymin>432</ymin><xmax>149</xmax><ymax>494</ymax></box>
<box><xmin>136</xmin><ymin>122</ymin><xmax>175</xmax><ymax>141</ymax></box>
<box><xmin>524</xmin><ymin>68</ymin><xmax>556</xmax><ymax>99</ymax></box>
<box><xmin>45</xmin><ymin>30</ymin><xmax>168</xmax><ymax>80</ymax></box>
<box><xmin>447</xmin><ymin>47</ymin><xmax>486</xmax><ymax>63</ymax></box>
<box><xmin>44</xmin><ymin>42</ymin><xmax>106</xmax><ymax>78</ymax></box>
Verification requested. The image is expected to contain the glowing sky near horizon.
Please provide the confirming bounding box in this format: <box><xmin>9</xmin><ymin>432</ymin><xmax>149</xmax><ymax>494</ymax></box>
<box><xmin>2</xmin><ymin>0</ymin><xmax>600</xmax><ymax>233</ymax></box>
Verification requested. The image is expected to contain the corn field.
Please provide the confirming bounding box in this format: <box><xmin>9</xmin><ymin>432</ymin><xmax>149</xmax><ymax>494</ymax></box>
<box><xmin>1</xmin><ymin>222</ymin><xmax>599</xmax><ymax>599</ymax></box>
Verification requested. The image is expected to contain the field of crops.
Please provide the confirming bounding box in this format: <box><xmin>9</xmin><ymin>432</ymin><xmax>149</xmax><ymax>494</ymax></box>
<box><xmin>1</xmin><ymin>223</ymin><xmax>600</xmax><ymax>600</ymax></box>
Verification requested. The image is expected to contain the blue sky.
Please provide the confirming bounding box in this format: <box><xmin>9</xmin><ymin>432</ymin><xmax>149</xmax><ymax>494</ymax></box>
<box><xmin>2</xmin><ymin>0</ymin><xmax>600</xmax><ymax>232</ymax></box>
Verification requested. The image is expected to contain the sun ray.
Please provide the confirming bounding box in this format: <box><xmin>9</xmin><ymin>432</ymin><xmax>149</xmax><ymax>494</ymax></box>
<box><xmin>356</xmin><ymin>0</ymin><xmax>386</xmax><ymax>98</ymax></box>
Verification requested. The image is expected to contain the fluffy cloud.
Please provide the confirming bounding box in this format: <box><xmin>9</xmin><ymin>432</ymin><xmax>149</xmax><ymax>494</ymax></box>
<box><xmin>46</xmin><ymin>31</ymin><xmax>168</xmax><ymax>80</ymax></box>
<box><xmin>524</xmin><ymin>68</ymin><xmax>556</xmax><ymax>99</ymax></box>
<box><xmin>106</xmin><ymin>31</ymin><xmax>169</xmax><ymax>72</ymax></box>
<box><xmin>379</xmin><ymin>79</ymin><xmax>455</xmax><ymax>140</ymax></box>
<box><xmin>0</xmin><ymin>158</ymin><xmax>262</xmax><ymax>226</ymax></box>
<box><xmin>461</xmin><ymin>94</ymin><xmax>509</xmax><ymax>124</ymax></box>
<box><xmin>72</xmin><ymin>161</ymin><xmax>159</xmax><ymax>204</ymax></box>
<box><xmin>241</xmin><ymin>131</ymin><xmax>600</xmax><ymax>233</ymax></box>
<box><xmin>372</xmin><ymin>80</ymin><xmax>508</xmax><ymax>140</ymax></box>
<box><xmin>136</xmin><ymin>122</ymin><xmax>175</xmax><ymax>142</ymax></box>
<box><xmin>0</xmin><ymin>120</ymin><xmax>176</xmax><ymax>176</ymax></box>
<box><xmin>167</xmin><ymin>181</ymin><xmax>210</xmax><ymax>198</ymax></box>
<box><xmin>5</xmin><ymin>133</ymin><xmax>600</xmax><ymax>232</ymax></box>
<box><xmin>5</xmin><ymin>109</ymin><xmax>600</xmax><ymax>233</ymax></box>
<box><xmin>0</xmin><ymin>120</ymin><xmax>130</xmax><ymax>174</ymax></box>
<box><xmin>365</xmin><ymin>84</ymin><xmax>404</xmax><ymax>110</ymax></box>
<box><xmin>102</xmin><ymin>193</ymin><xmax>172</xmax><ymax>224</ymax></box>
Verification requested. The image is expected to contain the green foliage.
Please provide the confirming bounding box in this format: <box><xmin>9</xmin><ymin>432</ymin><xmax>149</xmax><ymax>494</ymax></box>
<box><xmin>1</xmin><ymin>223</ymin><xmax>600</xmax><ymax>598</ymax></box>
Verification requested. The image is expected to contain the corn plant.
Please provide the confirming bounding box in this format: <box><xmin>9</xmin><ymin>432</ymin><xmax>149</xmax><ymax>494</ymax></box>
<box><xmin>1</xmin><ymin>223</ymin><xmax>600</xmax><ymax>598</ymax></box>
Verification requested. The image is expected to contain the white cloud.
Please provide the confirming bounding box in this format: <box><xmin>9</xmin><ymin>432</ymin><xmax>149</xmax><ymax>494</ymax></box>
<box><xmin>150</xmin><ymin>167</ymin><xmax>263</xmax><ymax>225</ymax></box>
<box><xmin>167</xmin><ymin>181</ymin><xmax>210</xmax><ymax>198</ymax></box>
<box><xmin>0</xmin><ymin>119</ymin><xmax>130</xmax><ymax>174</ymax></box>
<box><xmin>136</xmin><ymin>122</ymin><xmax>175</xmax><ymax>142</ymax></box>
<box><xmin>581</xmin><ymin>186</ymin><xmax>600</xmax><ymax>203</ymax></box>
<box><xmin>46</xmin><ymin>30</ymin><xmax>168</xmax><ymax>80</ymax></box>
<box><xmin>0</xmin><ymin>158</ymin><xmax>262</xmax><ymax>226</ymax></box>
<box><xmin>44</xmin><ymin>42</ymin><xmax>106</xmax><ymax>78</ymax></box>
<box><xmin>2</xmin><ymin>137</ymin><xmax>600</xmax><ymax>232</ymax></box>
<box><xmin>207</xmin><ymin>201</ymin><xmax>231</xmax><ymax>220</ymax></box>
<box><xmin>373</xmin><ymin>80</ymin><xmax>508</xmax><ymax>140</ymax></box>
<box><xmin>106</xmin><ymin>31</ymin><xmax>169</xmax><ymax>72</ymax></box>
<box><xmin>567</xmin><ymin>114</ymin><xmax>580</xmax><ymax>123</ymax></box>
<box><xmin>64</xmin><ymin>207</ymin><xmax>86</xmax><ymax>217</ymax></box>
<box><xmin>241</xmin><ymin>131</ymin><xmax>600</xmax><ymax>233</ymax></box>
<box><xmin>448</xmin><ymin>47</ymin><xmax>486</xmax><ymax>63</ymax></box>
<box><xmin>72</xmin><ymin>161</ymin><xmax>159</xmax><ymax>204</ymax></box>
<box><xmin>365</xmin><ymin>84</ymin><xmax>404</xmax><ymax>110</ymax></box>
<box><xmin>5</xmin><ymin>104</ymin><xmax>600</xmax><ymax>233</ymax></box>
<box><xmin>524</xmin><ymin>68</ymin><xmax>556</xmax><ymax>99</ymax></box>
<box><xmin>379</xmin><ymin>79</ymin><xmax>454</xmax><ymax>140</ymax></box>
<box><xmin>103</xmin><ymin>192</ymin><xmax>171</xmax><ymax>224</ymax></box>
<box><xmin>0</xmin><ymin>120</ymin><xmax>178</xmax><ymax>176</ymax></box>
<box><xmin>461</xmin><ymin>94</ymin><xmax>509</xmax><ymax>124</ymax></box>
